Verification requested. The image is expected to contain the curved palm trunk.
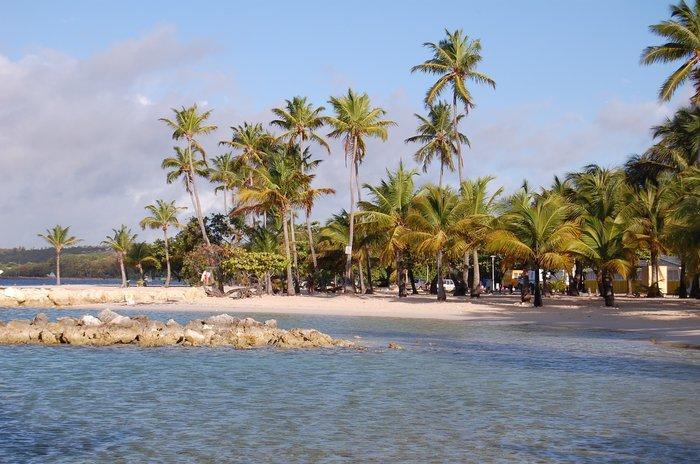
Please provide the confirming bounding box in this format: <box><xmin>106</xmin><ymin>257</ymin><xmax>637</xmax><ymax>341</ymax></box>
<box><xmin>289</xmin><ymin>211</ymin><xmax>300</xmax><ymax>293</ymax></box>
<box><xmin>533</xmin><ymin>265</ymin><xmax>543</xmax><ymax>307</ymax></box>
<box><xmin>344</xmin><ymin>148</ymin><xmax>357</xmax><ymax>293</ymax></box>
<box><xmin>55</xmin><ymin>251</ymin><xmax>61</xmax><ymax>286</ymax></box>
<box><xmin>163</xmin><ymin>228</ymin><xmax>172</xmax><ymax>287</ymax></box>
<box><xmin>118</xmin><ymin>254</ymin><xmax>127</xmax><ymax>288</ymax></box>
<box><xmin>462</xmin><ymin>251</ymin><xmax>470</xmax><ymax>297</ymax></box>
<box><xmin>470</xmin><ymin>249</ymin><xmax>480</xmax><ymax>297</ymax></box>
<box><xmin>185</xmin><ymin>146</ymin><xmax>212</xmax><ymax>250</ymax></box>
<box><xmin>436</xmin><ymin>249</ymin><xmax>446</xmax><ymax>301</ymax></box>
<box><xmin>305</xmin><ymin>213</ymin><xmax>317</xmax><ymax>295</ymax></box>
<box><xmin>408</xmin><ymin>265</ymin><xmax>418</xmax><ymax>295</ymax></box>
<box><xmin>281</xmin><ymin>208</ymin><xmax>295</xmax><ymax>296</ymax></box>
<box><xmin>452</xmin><ymin>92</ymin><xmax>464</xmax><ymax>184</ymax></box>
<box><xmin>137</xmin><ymin>263</ymin><xmax>145</xmax><ymax>284</ymax></box>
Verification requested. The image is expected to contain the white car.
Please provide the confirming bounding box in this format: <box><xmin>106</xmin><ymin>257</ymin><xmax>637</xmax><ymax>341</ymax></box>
<box><xmin>442</xmin><ymin>279</ymin><xmax>455</xmax><ymax>292</ymax></box>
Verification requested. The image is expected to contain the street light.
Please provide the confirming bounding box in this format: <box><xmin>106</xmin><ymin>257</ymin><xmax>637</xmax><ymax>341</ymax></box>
<box><xmin>490</xmin><ymin>255</ymin><xmax>496</xmax><ymax>292</ymax></box>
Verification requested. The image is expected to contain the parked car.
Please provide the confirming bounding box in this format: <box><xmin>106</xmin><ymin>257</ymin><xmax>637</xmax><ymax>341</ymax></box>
<box><xmin>443</xmin><ymin>279</ymin><xmax>455</xmax><ymax>292</ymax></box>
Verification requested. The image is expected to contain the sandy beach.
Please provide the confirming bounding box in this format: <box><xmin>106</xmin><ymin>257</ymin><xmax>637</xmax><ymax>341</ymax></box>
<box><xmin>2</xmin><ymin>285</ymin><xmax>699</xmax><ymax>348</ymax></box>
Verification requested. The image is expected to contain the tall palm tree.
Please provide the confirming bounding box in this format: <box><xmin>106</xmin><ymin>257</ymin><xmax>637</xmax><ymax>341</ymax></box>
<box><xmin>622</xmin><ymin>179</ymin><xmax>679</xmax><ymax>297</ymax></box>
<box><xmin>573</xmin><ymin>218</ymin><xmax>632</xmax><ymax>307</ymax></box>
<box><xmin>139</xmin><ymin>200</ymin><xmax>185</xmax><ymax>287</ymax></box>
<box><xmin>641</xmin><ymin>0</ymin><xmax>700</xmax><ymax>104</ymax></box>
<box><xmin>455</xmin><ymin>176</ymin><xmax>503</xmax><ymax>297</ymax></box>
<box><xmin>160</xmin><ymin>104</ymin><xmax>217</xmax><ymax>249</ymax></box>
<box><xmin>406</xmin><ymin>185</ymin><xmax>461</xmax><ymax>301</ymax></box>
<box><xmin>208</xmin><ymin>153</ymin><xmax>239</xmax><ymax>214</ymax></box>
<box><xmin>359</xmin><ymin>162</ymin><xmax>418</xmax><ymax>297</ymax></box>
<box><xmin>37</xmin><ymin>225</ymin><xmax>80</xmax><ymax>285</ymax></box>
<box><xmin>271</xmin><ymin>96</ymin><xmax>331</xmax><ymax>285</ymax></box>
<box><xmin>405</xmin><ymin>102</ymin><xmax>468</xmax><ymax>187</ymax></box>
<box><xmin>237</xmin><ymin>148</ymin><xmax>310</xmax><ymax>295</ymax></box>
<box><xmin>487</xmin><ymin>195</ymin><xmax>579</xmax><ymax>307</ymax></box>
<box><xmin>327</xmin><ymin>89</ymin><xmax>395</xmax><ymax>292</ymax></box>
<box><xmin>127</xmin><ymin>242</ymin><xmax>160</xmax><ymax>285</ymax></box>
<box><xmin>102</xmin><ymin>226</ymin><xmax>137</xmax><ymax>288</ymax></box>
<box><xmin>412</xmin><ymin>29</ymin><xmax>495</xmax><ymax>182</ymax></box>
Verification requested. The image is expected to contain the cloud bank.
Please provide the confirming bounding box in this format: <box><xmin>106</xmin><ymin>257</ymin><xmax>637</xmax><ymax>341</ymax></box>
<box><xmin>0</xmin><ymin>26</ymin><xmax>676</xmax><ymax>247</ymax></box>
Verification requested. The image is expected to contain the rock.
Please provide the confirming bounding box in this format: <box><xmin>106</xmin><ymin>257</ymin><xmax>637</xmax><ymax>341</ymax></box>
<box><xmin>57</xmin><ymin>317</ymin><xmax>78</xmax><ymax>327</ymax></box>
<box><xmin>3</xmin><ymin>287</ymin><xmax>26</xmax><ymax>304</ymax></box>
<box><xmin>387</xmin><ymin>342</ymin><xmax>404</xmax><ymax>350</ymax></box>
<box><xmin>131</xmin><ymin>315</ymin><xmax>150</xmax><ymax>324</ymax></box>
<box><xmin>184</xmin><ymin>329</ymin><xmax>206</xmax><ymax>345</ymax></box>
<box><xmin>108</xmin><ymin>315</ymin><xmax>135</xmax><ymax>327</ymax></box>
<box><xmin>31</xmin><ymin>313</ymin><xmax>49</xmax><ymax>325</ymax></box>
<box><xmin>97</xmin><ymin>309</ymin><xmax>121</xmax><ymax>324</ymax></box>
<box><xmin>39</xmin><ymin>330</ymin><xmax>59</xmax><ymax>345</ymax></box>
<box><xmin>206</xmin><ymin>314</ymin><xmax>239</xmax><ymax>325</ymax></box>
<box><xmin>0</xmin><ymin>312</ymin><xmax>353</xmax><ymax>349</ymax></box>
<box><xmin>79</xmin><ymin>315</ymin><xmax>102</xmax><ymax>327</ymax></box>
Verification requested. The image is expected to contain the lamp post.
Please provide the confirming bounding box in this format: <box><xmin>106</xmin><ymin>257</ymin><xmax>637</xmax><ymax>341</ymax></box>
<box><xmin>490</xmin><ymin>255</ymin><xmax>496</xmax><ymax>292</ymax></box>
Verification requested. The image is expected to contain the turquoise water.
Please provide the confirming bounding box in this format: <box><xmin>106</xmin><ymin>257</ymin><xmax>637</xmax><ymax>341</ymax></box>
<box><xmin>0</xmin><ymin>308</ymin><xmax>698</xmax><ymax>463</ymax></box>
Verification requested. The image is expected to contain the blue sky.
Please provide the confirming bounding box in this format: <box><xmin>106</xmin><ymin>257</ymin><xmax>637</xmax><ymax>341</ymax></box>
<box><xmin>0</xmin><ymin>1</ymin><xmax>690</xmax><ymax>246</ymax></box>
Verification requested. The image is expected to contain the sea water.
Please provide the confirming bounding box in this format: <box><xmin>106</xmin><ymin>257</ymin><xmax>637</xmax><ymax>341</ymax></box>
<box><xmin>0</xmin><ymin>309</ymin><xmax>698</xmax><ymax>463</ymax></box>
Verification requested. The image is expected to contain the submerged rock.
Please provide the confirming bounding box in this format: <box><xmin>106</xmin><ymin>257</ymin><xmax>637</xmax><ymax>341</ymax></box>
<box><xmin>0</xmin><ymin>310</ymin><xmax>354</xmax><ymax>350</ymax></box>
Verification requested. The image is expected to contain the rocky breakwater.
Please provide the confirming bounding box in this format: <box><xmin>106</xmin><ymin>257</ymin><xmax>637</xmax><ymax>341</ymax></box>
<box><xmin>0</xmin><ymin>310</ymin><xmax>354</xmax><ymax>349</ymax></box>
<box><xmin>0</xmin><ymin>286</ymin><xmax>204</xmax><ymax>307</ymax></box>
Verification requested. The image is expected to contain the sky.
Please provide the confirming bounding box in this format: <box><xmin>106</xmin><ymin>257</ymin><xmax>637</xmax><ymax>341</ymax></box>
<box><xmin>0</xmin><ymin>0</ymin><xmax>691</xmax><ymax>247</ymax></box>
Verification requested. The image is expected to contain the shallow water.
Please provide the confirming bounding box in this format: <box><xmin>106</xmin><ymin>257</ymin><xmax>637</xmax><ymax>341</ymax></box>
<box><xmin>0</xmin><ymin>308</ymin><xmax>698</xmax><ymax>463</ymax></box>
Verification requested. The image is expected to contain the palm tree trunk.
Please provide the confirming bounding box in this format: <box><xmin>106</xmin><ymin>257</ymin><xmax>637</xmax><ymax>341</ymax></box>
<box><xmin>281</xmin><ymin>208</ymin><xmax>295</xmax><ymax>296</ymax></box>
<box><xmin>305</xmin><ymin>212</ymin><xmax>318</xmax><ymax>269</ymax></box>
<box><xmin>521</xmin><ymin>269</ymin><xmax>531</xmax><ymax>303</ymax></box>
<box><xmin>678</xmin><ymin>257</ymin><xmax>687</xmax><ymax>298</ymax></box>
<box><xmin>436</xmin><ymin>249</ymin><xmax>446</xmax><ymax>301</ymax></box>
<box><xmin>439</xmin><ymin>162</ymin><xmax>444</xmax><ymax>188</ymax></box>
<box><xmin>186</xmin><ymin>147</ymin><xmax>212</xmax><ymax>250</ymax></box>
<box><xmin>119</xmin><ymin>255</ymin><xmax>127</xmax><ymax>288</ymax></box>
<box><xmin>55</xmin><ymin>251</ymin><xmax>61</xmax><ymax>286</ymax></box>
<box><xmin>648</xmin><ymin>250</ymin><xmax>661</xmax><ymax>297</ymax></box>
<box><xmin>690</xmin><ymin>273</ymin><xmax>700</xmax><ymax>299</ymax></box>
<box><xmin>163</xmin><ymin>228</ymin><xmax>171</xmax><ymax>287</ymax></box>
<box><xmin>138</xmin><ymin>263</ymin><xmax>144</xmax><ymax>283</ymax></box>
<box><xmin>223</xmin><ymin>187</ymin><xmax>228</xmax><ymax>214</ymax></box>
<box><xmin>408</xmin><ymin>265</ymin><xmax>418</xmax><ymax>295</ymax></box>
<box><xmin>470</xmin><ymin>249</ymin><xmax>480</xmax><ymax>297</ymax></box>
<box><xmin>462</xmin><ymin>251</ymin><xmax>470</xmax><ymax>297</ymax></box>
<box><xmin>602</xmin><ymin>270</ymin><xmax>615</xmax><ymax>307</ymax></box>
<box><xmin>452</xmin><ymin>92</ymin><xmax>464</xmax><ymax>184</ymax></box>
<box><xmin>355</xmin><ymin>163</ymin><xmax>373</xmax><ymax>295</ymax></box>
<box><xmin>627</xmin><ymin>276</ymin><xmax>634</xmax><ymax>296</ymax></box>
<box><xmin>344</xmin><ymin>146</ymin><xmax>356</xmax><ymax>293</ymax></box>
<box><xmin>397</xmin><ymin>250</ymin><xmax>406</xmax><ymax>297</ymax></box>
<box><xmin>289</xmin><ymin>210</ymin><xmax>300</xmax><ymax>293</ymax></box>
<box><xmin>265</xmin><ymin>271</ymin><xmax>272</xmax><ymax>294</ymax></box>
<box><xmin>358</xmin><ymin>258</ymin><xmax>366</xmax><ymax>294</ymax></box>
<box><xmin>534</xmin><ymin>265</ymin><xmax>543</xmax><ymax>307</ymax></box>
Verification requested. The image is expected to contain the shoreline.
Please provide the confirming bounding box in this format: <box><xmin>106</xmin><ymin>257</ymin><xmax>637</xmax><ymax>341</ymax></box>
<box><xmin>1</xmin><ymin>285</ymin><xmax>699</xmax><ymax>348</ymax></box>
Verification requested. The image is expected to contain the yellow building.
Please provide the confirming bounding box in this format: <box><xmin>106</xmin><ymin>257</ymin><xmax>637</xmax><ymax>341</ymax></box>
<box><xmin>584</xmin><ymin>256</ymin><xmax>682</xmax><ymax>295</ymax></box>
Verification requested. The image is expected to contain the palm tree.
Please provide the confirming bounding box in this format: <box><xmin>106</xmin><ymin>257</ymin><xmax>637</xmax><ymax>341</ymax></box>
<box><xmin>271</xmin><ymin>96</ymin><xmax>331</xmax><ymax>286</ymax></box>
<box><xmin>641</xmin><ymin>0</ymin><xmax>700</xmax><ymax>104</ymax></box>
<box><xmin>405</xmin><ymin>102</ymin><xmax>468</xmax><ymax>187</ymax></box>
<box><xmin>327</xmin><ymin>89</ymin><xmax>395</xmax><ymax>292</ymax></box>
<box><xmin>208</xmin><ymin>153</ymin><xmax>239</xmax><ymax>213</ymax></box>
<box><xmin>160</xmin><ymin>104</ymin><xmax>217</xmax><ymax>249</ymax></box>
<box><xmin>406</xmin><ymin>185</ymin><xmax>461</xmax><ymax>301</ymax></box>
<box><xmin>140</xmin><ymin>200</ymin><xmax>185</xmax><ymax>287</ymax></box>
<box><xmin>102</xmin><ymin>226</ymin><xmax>137</xmax><ymax>287</ymax></box>
<box><xmin>455</xmin><ymin>176</ymin><xmax>503</xmax><ymax>297</ymax></box>
<box><xmin>237</xmin><ymin>148</ymin><xmax>310</xmax><ymax>295</ymax></box>
<box><xmin>412</xmin><ymin>29</ymin><xmax>495</xmax><ymax>182</ymax></box>
<box><xmin>359</xmin><ymin>162</ymin><xmax>418</xmax><ymax>297</ymax></box>
<box><xmin>487</xmin><ymin>195</ymin><xmax>579</xmax><ymax>307</ymax></box>
<box><xmin>127</xmin><ymin>242</ymin><xmax>160</xmax><ymax>285</ymax></box>
<box><xmin>622</xmin><ymin>179</ymin><xmax>679</xmax><ymax>297</ymax></box>
<box><xmin>37</xmin><ymin>225</ymin><xmax>80</xmax><ymax>285</ymax></box>
<box><xmin>573</xmin><ymin>218</ymin><xmax>632</xmax><ymax>307</ymax></box>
